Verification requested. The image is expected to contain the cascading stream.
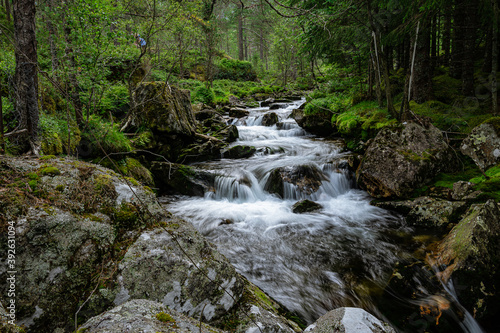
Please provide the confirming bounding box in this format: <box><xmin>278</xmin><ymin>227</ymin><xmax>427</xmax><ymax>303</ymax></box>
<box><xmin>162</xmin><ymin>100</ymin><xmax>483</xmax><ymax>332</ymax></box>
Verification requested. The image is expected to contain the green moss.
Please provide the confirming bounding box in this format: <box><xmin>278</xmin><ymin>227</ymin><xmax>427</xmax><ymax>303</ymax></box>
<box><xmin>28</xmin><ymin>180</ymin><xmax>38</xmax><ymax>191</ymax></box>
<box><xmin>27</xmin><ymin>172</ymin><xmax>39</xmax><ymax>180</ymax></box>
<box><xmin>41</xmin><ymin>166</ymin><xmax>61</xmax><ymax>176</ymax></box>
<box><xmin>55</xmin><ymin>184</ymin><xmax>65</xmax><ymax>192</ymax></box>
<box><xmin>40</xmin><ymin>155</ymin><xmax>56</xmax><ymax>160</ymax></box>
<box><xmin>125</xmin><ymin>176</ymin><xmax>139</xmax><ymax>186</ymax></box>
<box><xmin>156</xmin><ymin>311</ymin><xmax>175</xmax><ymax>323</ymax></box>
<box><xmin>481</xmin><ymin>117</ymin><xmax>500</xmax><ymax>135</ymax></box>
<box><xmin>114</xmin><ymin>202</ymin><xmax>140</xmax><ymax>230</ymax></box>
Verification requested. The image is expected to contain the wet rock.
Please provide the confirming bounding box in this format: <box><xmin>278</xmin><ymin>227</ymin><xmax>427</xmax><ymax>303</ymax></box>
<box><xmin>79</xmin><ymin>299</ymin><xmax>226</xmax><ymax>333</ymax></box>
<box><xmin>229</xmin><ymin>107</ymin><xmax>249</xmax><ymax>118</ymax></box>
<box><xmin>372</xmin><ymin>199</ymin><xmax>418</xmax><ymax>215</ymax></box>
<box><xmin>290</xmin><ymin>108</ymin><xmax>335</xmax><ymax>137</ymax></box>
<box><xmin>265</xmin><ymin>165</ymin><xmax>327</xmax><ymax>198</ymax></box>
<box><xmin>218</xmin><ymin>124</ymin><xmax>239</xmax><ymax>143</ymax></box>
<box><xmin>150</xmin><ymin>162</ymin><xmax>215</xmax><ymax>196</ymax></box>
<box><xmin>134</xmin><ymin>82</ymin><xmax>196</xmax><ymax>136</ymax></box>
<box><xmin>222</xmin><ymin>145</ymin><xmax>256</xmax><ymax>159</ymax></box>
<box><xmin>356</xmin><ymin>122</ymin><xmax>457</xmax><ymax>198</ymax></box>
<box><xmin>304</xmin><ymin>307</ymin><xmax>395</xmax><ymax>333</ymax></box>
<box><xmin>405</xmin><ymin>197</ymin><xmax>468</xmax><ymax>231</ymax></box>
<box><xmin>452</xmin><ymin>181</ymin><xmax>480</xmax><ymax>201</ymax></box>
<box><xmin>432</xmin><ymin>200</ymin><xmax>500</xmax><ymax>326</ymax></box>
<box><xmin>260</xmin><ymin>98</ymin><xmax>275</xmax><ymax>107</ymax></box>
<box><xmin>115</xmin><ymin>222</ymin><xmax>244</xmax><ymax>322</ymax></box>
<box><xmin>195</xmin><ymin>108</ymin><xmax>223</xmax><ymax>121</ymax></box>
<box><xmin>292</xmin><ymin>200</ymin><xmax>323</xmax><ymax>214</ymax></box>
<box><xmin>269</xmin><ymin>103</ymin><xmax>286</xmax><ymax>110</ymax></box>
<box><xmin>460</xmin><ymin>119</ymin><xmax>500</xmax><ymax>170</ymax></box>
<box><xmin>261</xmin><ymin>112</ymin><xmax>279</xmax><ymax>126</ymax></box>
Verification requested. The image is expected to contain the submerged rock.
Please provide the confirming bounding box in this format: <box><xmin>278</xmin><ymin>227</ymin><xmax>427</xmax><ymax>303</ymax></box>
<box><xmin>150</xmin><ymin>162</ymin><xmax>215</xmax><ymax>196</ymax></box>
<box><xmin>262</xmin><ymin>112</ymin><xmax>279</xmax><ymax>126</ymax></box>
<box><xmin>229</xmin><ymin>107</ymin><xmax>249</xmax><ymax>118</ymax></box>
<box><xmin>265</xmin><ymin>165</ymin><xmax>327</xmax><ymax>198</ymax></box>
<box><xmin>79</xmin><ymin>299</ymin><xmax>225</xmax><ymax>333</ymax></box>
<box><xmin>356</xmin><ymin>122</ymin><xmax>457</xmax><ymax>198</ymax></box>
<box><xmin>290</xmin><ymin>108</ymin><xmax>335</xmax><ymax>137</ymax></box>
<box><xmin>460</xmin><ymin>119</ymin><xmax>500</xmax><ymax>170</ymax></box>
<box><xmin>292</xmin><ymin>200</ymin><xmax>323</xmax><ymax>214</ymax></box>
<box><xmin>222</xmin><ymin>145</ymin><xmax>256</xmax><ymax>159</ymax></box>
<box><xmin>304</xmin><ymin>307</ymin><xmax>395</xmax><ymax>333</ymax></box>
<box><xmin>432</xmin><ymin>200</ymin><xmax>500</xmax><ymax>326</ymax></box>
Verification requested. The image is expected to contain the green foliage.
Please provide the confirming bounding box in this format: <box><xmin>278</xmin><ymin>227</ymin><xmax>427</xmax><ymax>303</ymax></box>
<box><xmin>40</xmin><ymin>166</ymin><xmax>61</xmax><ymax>176</ymax></box>
<box><xmin>214</xmin><ymin>58</ymin><xmax>258</xmax><ymax>81</ymax></box>
<box><xmin>156</xmin><ymin>312</ymin><xmax>175</xmax><ymax>323</ymax></box>
<box><xmin>81</xmin><ymin>115</ymin><xmax>132</xmax><ymax>157</ymax></box>
<box><xmin>193</xmin><ymin>86</ymin><xmax>215</xmax><ymax>105</ymax></box>
<box><xmin>96</xmin><ymin>84</ymin><xmax>130</xmax><ymax>116</ymax></box>
<box><xmin>40</xmin><ymin>114</ymin><xmax>81</xmax><ymax>156</ymax></box>
<box><xmin>304</xmin><ymin>94</ymin><xmax>349</xmax><ymax>116</ymax></box>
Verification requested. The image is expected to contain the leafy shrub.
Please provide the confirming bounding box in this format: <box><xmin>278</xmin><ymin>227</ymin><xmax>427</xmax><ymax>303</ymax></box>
<box><xmin>80</xmin><ymin>115</ymin><xmax>132</xmax><ymax>157</ymax></box>
<box><xmin>193</xmin><ymin>86</ymin><xmax>215</xmax><ymax>105</ymax></box>
<box><xmin>214</xmin><ymin>58</ymin><xmax>258</xmax><ymax>81</ymax></box>
<box><xmin>40</xmin><ymin>114</ymin><xmax>81</xmax><ymax>155</ymax></box>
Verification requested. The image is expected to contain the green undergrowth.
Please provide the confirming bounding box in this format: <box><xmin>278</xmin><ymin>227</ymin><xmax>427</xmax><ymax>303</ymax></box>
<box><xmin>96</xmin><ymin>157</ymin><xmax>153</xmax><ymax>186</ymax></box>
<box><xmin>81</xmin><ymin>115</ymin><xmax>132</xmax><ymax>157</ymax></box>
<box><xmin>40</xmin><ymin>113</ymin><xmax>81</xmax><ymax>155</ymax></box>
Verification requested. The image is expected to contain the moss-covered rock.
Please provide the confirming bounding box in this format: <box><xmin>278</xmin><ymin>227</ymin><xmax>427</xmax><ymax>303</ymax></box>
<box><xmin>405</xmin><ymin>197</ymin><xmax>468</xmax><ymax>231</ymax></box>
<box><xmin>262</xmin><ymin>112</ymin><xmax>279</xmax><ymax>126</ymax></box>
<box><xmin>150</xmin><ymin>162</ymin><xmax>215</xmax><ymax>196</ymax></box>
<box><xmin>433</xmin><ymin>200</ymin><xmax>500</xmax><ymax>327</ymax></box>
<box><xmin>265</xmin><ymin>165</ymin><xmax>327</xmax><ymax>198</ymax></box>
<box><xmin>461</xmin><ymin>120</ymin><xmax>500</xmax><ymax>170</ymax></box>
<box><xmin>290</xmin><ymin>108</ymin><xmax>335</xmax><ymax>137</ymax></box>
<box><xmin>79</xmin><ymin>299</ymin><xmax>225</xmax><ymax>333</ymax></box>
<box><xmin>291</xmin><ymin>200</ymin><xmax>323</xmax><ymax>214</ymax></box>
<box><xmin>356</xmin><ymin>122</ymin><xmax>457</xmax><ymax>198</ymax></box>
<box><xmin>222</xmin><ymin>145</ymin><xmax>256</xmax><ymax>159</ymax></box>
<box><xmin>228</xmin><ymin>107</ymin><xmax>249</xmax><ymax>118</ymax></box>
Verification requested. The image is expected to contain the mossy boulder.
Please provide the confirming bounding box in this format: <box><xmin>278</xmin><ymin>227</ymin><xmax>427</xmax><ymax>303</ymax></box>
<box><xmin>222</xmin><ymin>145</ymin><xmax>256</xmax><ymax>159</ymax></box>
<box><xmin>290</xmin><ymin>108</ymin><xmax>335</xmax><ymax>137</ymax></box>
<box><xmin>433</xmin><ymin>200</ymin><xmax>500</xmax><ymax>327</ymax></box>
<box><xmin>304</xmin><ymin>307</ymin><xmax>395</xmax><ymax>333</ymax></box>
<box><xmin>405</xmin><ymin>197</ymin><xmax>468</xmax><ymax>231</ymax></box>
<box><xmin>265</xmin><ymin>165</ymin><xmax>327</xmax><ymax>198</ymax></box>
<box><xmin>150</xmin><ymin>162</ymin><xmax>215</xmax><ymax>196</ymax></box>
<box><xmin>461</xmin><ymin>119</ymin><xmax>500</xmax><ymax>170</ymax></box>
<box><xmin>262</xmin><ymin>112</ymin><xmax>279</xmax><ymax>126</ymax></box>
<box><xmin>291</xmin><ymin>200</ymin><xmax>323</xmax><ymax>214</ymax></box>
<box><xmin>79</xmin><ymin>299</ymin><xmax>225</xmax><ymax>333</ymax></box>
<box><xmin>134</xmin><ymin>82</ymin><xmax>196</xmax><ymax>136</ymax></box>
<box><xmin>356</xmin><ymin>122</ymin><xmax>457</xmax><ymax>198</ymax></box>
<box><xmin>229</xmin><ymin>107</ymin><xmax>249</xmax><ymax>118</ymax></box>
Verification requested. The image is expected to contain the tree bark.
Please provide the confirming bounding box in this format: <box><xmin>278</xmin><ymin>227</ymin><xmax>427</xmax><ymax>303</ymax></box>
<box><xmin>442</xmin><ymin>2</ymin><xmax>452</xmax><ymax>66</ymax></box>
<box><xmin>450</xmin><ymin>0</ymin><xmax>465</xmax><ymax>79</ymax></box>
<box><xmin>461</xmin><ymin>0</ymin><xmax>478</xmax><ymax>96</ymax></box>
<box><xmin>4</xmin><ymin>0</ymin><xmax>11</xmax><ymax>23</ymax></box>
<box><xmin>237</xmin><ymin>3</ymin><xmax>244</xmax><ymax>61</ymax></box>
<box><xmin>492</xmin><ymin>0</ymin><xmax>499</xmax><ymax>114</ymax></box>
<box><xmin>13</xmin><ymin>0</ymin><xmax>39</xmax><ymax>153</ymax></box>
<box><xmin>412</xmin><ymin>20</ymin><xmax>433</xmax><ymax>103</ymax></box>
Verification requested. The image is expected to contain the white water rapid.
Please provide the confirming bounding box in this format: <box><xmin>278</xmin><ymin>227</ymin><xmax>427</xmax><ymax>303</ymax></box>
<box><xmin>163</xmin><ymin>100</ymin><xmax>406</xmax><ymax>324</ymax></box>
<box><xmin>161</xmin><ymin>100</ymin><xmax>483</xmax><ymax>332</ymax></box>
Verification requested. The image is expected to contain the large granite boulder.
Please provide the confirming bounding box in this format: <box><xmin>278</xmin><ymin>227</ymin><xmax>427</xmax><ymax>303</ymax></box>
<box><xmin>134</xmin><ymin>82</ymin><xmax>196</xmax><ymax>136</ymax></box>
<box><xmin>290</xmin><ymin>108</ymin><xmax>335</xmax><ymax>137</ymax></box>
<box><xmin>79</xmin><ymin>299</ymin><xmax>225</xmax><ymax>333</ymax></box>
<box><xmin>356</xmin><ymin>122</ymin><xmax>456</xmax><ymax>198</ymax></box>
<box><xmin>265</xmin><ymin>164</ymin><xmax>327</xmax><ymax>198</ymax></box>
<box><xmin>262</xmin><ymin>112</ymin><xmax>279</xmax><ymax>126</ymax></box>
<box><xmin>304</xmin><ymin>307</ymin><xmax>395</xmax><ymax>333</ymax></box>
<box><xmin>461</xmin><ymin>118</ymin><xmax>500</xmax><ymax>170</ymax></box>
<box><xmin>404</xmin><ymin>197</ymin><xmax>467</xmax><ymax>231</ymax></box>
<box><xmin>0</xmin><ymin>157</ymin><xmax>300</xmax><ymax>333</ymax></box>
<box><xmin>150</xmin><ymin>162</ymin><xmax>215</xmax><ymax>196</ymax></box>
<box><xmin>432</xmin><ymin>200</ymin><xmax>500</xmax><ymax>327</ymax></box>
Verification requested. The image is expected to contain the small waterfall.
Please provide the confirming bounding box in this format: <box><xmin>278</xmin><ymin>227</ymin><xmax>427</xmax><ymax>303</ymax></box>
<box><xmin>163</xmin><ymin>99</ymin><xmax>480</xmax><ymax>330</ymax></box>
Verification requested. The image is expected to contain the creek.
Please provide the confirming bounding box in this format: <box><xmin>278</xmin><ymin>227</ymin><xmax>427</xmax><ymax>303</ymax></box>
<box><xmin>162</xmin><ymin>100</ymin><xmax>483</xmax><ymax>332</ymax></box>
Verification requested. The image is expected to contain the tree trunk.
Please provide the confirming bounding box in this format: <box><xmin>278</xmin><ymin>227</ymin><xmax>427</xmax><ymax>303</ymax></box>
<box><xmin>412</xmin><ymin>20</ymin><xmax>433</xmax><ymax>103</ymax></box>
<box><xmin>492</xmin><ymin>0</ymin><xmax>499</xmax><ymax>114</ymax></box>
<box><xmin>450</xmin><ymin>0</ymin><xmax>466</xmax><ymax>79</ymax></box>
<box><xmin>47</xmin><ymin>0</ymin><xmax>59</xmax><ymax>73</ymax></box>
<box><xmin>442</xmin><ymin>2</ymin><xmax>452</xmax><ymax>66</ymax></box>
<box><xmin>482</xmin><ymin>24</ymin><xmax>493</xmax><ymax>73</ymax></box>
<box><xmin>461</xmin><ymin>0</ymin><xmax>478</xmax><ymax>96</ymax></box>
<box><xmin>13</xmin><ymin>0</ymin><xmax>39</xmax><ymax>153</ymax></box>
<box><xmin>64</xmin><ymin>24</ymin><xmax>84</xmax><ymax>125</ymax></box>
<box><xmin>237</xmin><ymin>3</ymin><xmax>244</xmax><ymax>61</ymax></box>
<box><xmin>4</xmin><ymin>0</ymin><xmax>11</xmax><ymax>23</ymax></box>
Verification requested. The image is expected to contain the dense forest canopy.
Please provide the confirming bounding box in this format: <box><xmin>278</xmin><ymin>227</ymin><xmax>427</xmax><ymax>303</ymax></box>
<box><xmin>0</xmin><ymin>0</ymin><xmax>499</xmax><ymax>155</ymax></box>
